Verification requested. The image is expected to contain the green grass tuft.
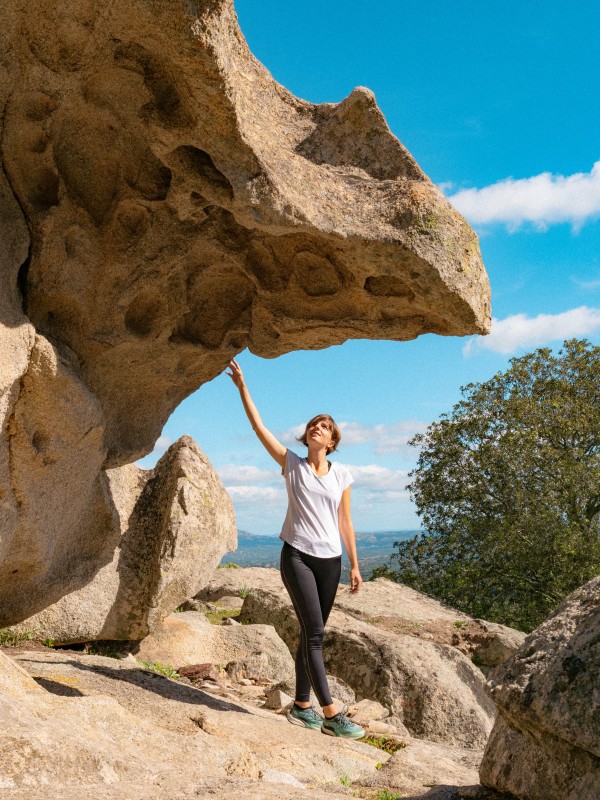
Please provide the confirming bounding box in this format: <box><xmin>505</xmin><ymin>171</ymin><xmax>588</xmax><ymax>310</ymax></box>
<box><xmin>0</xmin><ymin>628</ymin><xmax>34</xmax><ymax>647</ymax></box>
<box><xmin>204</xmin><ymin>608</ymin><xmax>241</xmax><ymax>625</ymax></box>
<box><xmin>139</xmin><ymin>660</ymin><xmax>180</xmax><ymax>679</ymax></box>
<box><xmin>360</xmin><ymin>734</ymin><xmax>407</xmax><ymax>754</ymax></box>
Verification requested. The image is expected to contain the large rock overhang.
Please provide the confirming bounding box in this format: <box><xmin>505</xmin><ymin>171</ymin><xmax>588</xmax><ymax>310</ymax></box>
<box><xmin>2</xmin><ymin>0</ymin><xmax>490</xmax><ymax>468</ymax></box>
<box><xmin>0</xmin><ymin>0</ymin><xmax>490</xmax><ymax>624</ymax></box>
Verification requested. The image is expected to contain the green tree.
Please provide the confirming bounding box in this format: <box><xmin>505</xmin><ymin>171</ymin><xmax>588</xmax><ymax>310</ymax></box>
<box><xmin>373</xmin><ymin>339</ymin><xmax>600</xmax><ymax>632</ymax></box>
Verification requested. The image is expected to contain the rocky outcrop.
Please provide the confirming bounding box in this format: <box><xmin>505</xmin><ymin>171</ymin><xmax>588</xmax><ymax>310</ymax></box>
<box><xmin>240</xmin><ymin>587</ymin><xmax>496</xmax><ymax>748</ymax></box>
<box><xmin>7</xmin><ymin>437</ymin><xmax>236</xmax><ymax>641</ymax></box>
<box><xmin>194</xmin><ymin>566</ymin><xmax>285</xmax><ymax>601</ymax></box>
<box><xmin>324</xmin><ymin>576</ymin><xmax>525</xmax><ymax>671</ymax></box>
<box><xmin>354</xmin><ymin>736</ymin><xmax>482</xmax><ymax>797</ymax></box>
<box><xmin>193</xmin><ymin>567</ymin><xmax>525</xmax><ymax>671</ymax></box>
<box><xmin>480</xmin><ymin>575</ymin><xmax>600</xmax><ymax>799</ymax></box>
<box><xmin>135</xmin><ymin>611</ymin><xmax>296</xmax><ymax>687</ymax></box>
<box><xmin>0</xmin><ymin>0</ymin><xmax>490</xmax><ymax>625</ymax></box>
<box><xmin>0</xmin><ymin>332</ymin><xmax>116</xmax><ymax>628</ymax></box>
<box><xmin>0</xmin><ymin>646</ymin><xmax>383</xmax><ymax>797</ymax></box>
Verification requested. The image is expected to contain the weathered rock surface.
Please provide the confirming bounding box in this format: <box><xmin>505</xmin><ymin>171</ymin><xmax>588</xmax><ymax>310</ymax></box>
<box><xmin>0</xmin><ymin>646</ymin><xmax>384</xmax><ymax>796</ymax></box>
<box><xmin>240</xmin><ymin>587</ymin><xmax>496</xmax><ymax>748</ymax></box>
<box><xmin>135</xmin><ymin>611</ymin><xmax>295</xmax><ymax>687</ymax></box>
<box><xmin>195</xmin><ymin>566</ymin><xmax>285</xmax><ymax>600</ymax></box>
<box><xmin>355</xmin><ymin>736</ymin><xmax>482</xmax><ymax>797</ymax></box>
<box><xmin>0</xmin><ymin>331</ymin><xmax>116</xmax><ymax>627</ymax></box>
<box><xmin>348</xmin><ymin>698</ymin><xmax>390</xmax><ymax>725</ymax></box>
<box><xmin>330</xmin><ymin>576</ymin><xmax>525</xmax><ymax>670</ymax></box>
<box><xmin>8</xmin><ymin>437</ymin><xmax>236</xmax><ymax>641</ymax></box>
<box><xmin>480</xmin><ymin>575</ymin><xmax>600</xmax><ymax>800</ymax></box>
<box><xmin>0</xmin><ymin>0</ymin><xmax>490</xmax><ymax>624</ymax></box>
<box><xmin>2</xmin><ymin>0</ymin><xmax>491</xmax><ymax>467</ymax></box>
<box><xmin>194</xmin><ymin>567</ymin><xmax>524</xmax><ymax>670</ymax></box>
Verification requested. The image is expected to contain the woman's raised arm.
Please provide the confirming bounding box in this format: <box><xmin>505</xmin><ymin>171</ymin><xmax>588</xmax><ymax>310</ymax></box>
<box><xmin>226</xmin><ymin>359</ymin><xmax>287</xmax><ymax>469</ymax></box>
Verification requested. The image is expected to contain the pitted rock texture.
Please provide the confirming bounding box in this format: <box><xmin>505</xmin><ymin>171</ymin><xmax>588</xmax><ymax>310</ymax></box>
<box><xmin>0</xmin><ymin>0</ymin><xmax>489</xmax><ymax>626</ymax></box>
<box><xmin>2</xmin><ymin>0</ymin><xmax>489</xmax><ymax>468</ymax></box>
<box><xmin>5</xmin><ymin>437</ymin><xmax>236</xmax><ymax>639</ymax></box>
<box><xmin>480</xmin><ymin>576</ymin><xmax>600</xmax><ymax>799</ymax></box>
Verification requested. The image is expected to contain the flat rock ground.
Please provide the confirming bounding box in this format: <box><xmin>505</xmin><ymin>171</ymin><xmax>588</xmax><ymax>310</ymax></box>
<box><xmin>0</xmin><ymin>642</ymin><xmax>505</xmax><ymax>800</ymax></box>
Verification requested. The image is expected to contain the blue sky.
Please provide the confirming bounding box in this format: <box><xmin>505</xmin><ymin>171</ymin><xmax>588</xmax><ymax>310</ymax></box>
<box><xmin>140</xmin><ymin>1</ymin><xmax>600</xmax><ymax>534</ymax></box>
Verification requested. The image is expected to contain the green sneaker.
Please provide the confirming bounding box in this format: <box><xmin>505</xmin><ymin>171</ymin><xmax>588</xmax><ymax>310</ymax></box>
<box><xmin>321</xmin><ymin>712</ymin><xmax>365</xmax><ymax>739</ymax></box>
<box><xmin>286</xmin><ymin>703</ymin><xmax>324</xmax><ymax>730</ymax></box>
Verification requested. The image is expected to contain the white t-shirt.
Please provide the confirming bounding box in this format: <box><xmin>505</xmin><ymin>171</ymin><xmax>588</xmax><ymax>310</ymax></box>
<box><xmin>279</xmin><ymin>449</ymin><xmax>354</xmax><ymax>558</ymax></box>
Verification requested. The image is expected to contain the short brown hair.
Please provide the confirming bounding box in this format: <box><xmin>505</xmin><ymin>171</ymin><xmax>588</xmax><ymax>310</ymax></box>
<box><xmin>296</xmin><ymin>414</ymin><xmax>341</xmax><ymax>453</ymax></box>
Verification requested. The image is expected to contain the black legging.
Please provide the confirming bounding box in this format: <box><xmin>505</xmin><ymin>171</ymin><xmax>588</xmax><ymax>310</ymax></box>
<box><xmin>279</xmin><ymin>541</ymin><xmax>341</xmax><ymax>707</ymax></box>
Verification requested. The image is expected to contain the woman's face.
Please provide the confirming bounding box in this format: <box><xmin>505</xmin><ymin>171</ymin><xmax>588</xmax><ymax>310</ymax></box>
<box><xmin>307</xmin><ymin>418</ymin><xmax>333</xmax><ymax>451</ymax></box>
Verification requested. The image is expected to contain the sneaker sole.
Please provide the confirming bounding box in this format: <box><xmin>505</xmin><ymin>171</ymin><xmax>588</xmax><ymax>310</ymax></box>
<box><xmin>286</xmin><ymin>710</ymin><xmax>321</xmax><ymax>730</ymax></box>
<box><xmin>321</xmin><ymin>725</ymin><xmax>365</xmax><ymax>739</ymax></box>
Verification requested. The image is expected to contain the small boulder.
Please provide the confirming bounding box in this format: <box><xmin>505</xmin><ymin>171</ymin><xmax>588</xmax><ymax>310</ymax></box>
<box><xmin>355</xmin><ymin>736</ymin><xmax>482</xmax><ymax>797</ymax></box>
<box><xmin>264</xmin><ymin>687</ymin><xmax>294</xmax><ymax>710</ymax></box>
<box><xmin>368</xmin><ymin>720</ymin><xmax>410</xmax><ymax>736</ymax></box>
<box><xmin>136</xmin><ymin>611</ymin><xmax>295</xmax><ymax>688</ymax></box>
<box><xmin>227</xmin><ymin>653</ymin><xmax>271</xmax><ymax>684</ymax></box>
<box><xmin>8</xmin><ymin>437</ymin><xmax>236</xmax><ymax>643</ymax></box>
<box><xmin>195</xmin><ymin>568</ymin><xmax>283</xmax><ymax>603</ymax></box>
<box><xmin>215</xmin><ymin>595</ymin><xmax>245</xmax><ymax>610</ymax></box>
<box><xmin>348</xmin><ymin>698</ymin><xmax>389</xmax><ymax>726</ymax></box>
<box><xmin>178</xmin><ymin>663</ymin><xmax>221</xmax><ymax>683</ymax></box>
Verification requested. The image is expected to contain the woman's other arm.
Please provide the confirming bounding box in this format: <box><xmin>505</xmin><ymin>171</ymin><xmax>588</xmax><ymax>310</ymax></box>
<box><xmin>226</xmin><ymin>359</ymin><xmax>287</xmax><ymax>469</ymax></box>
<box><xmin>338</xmin><ymin>487</ymin><xmax>362</xmax><ymax>593</ymax></box>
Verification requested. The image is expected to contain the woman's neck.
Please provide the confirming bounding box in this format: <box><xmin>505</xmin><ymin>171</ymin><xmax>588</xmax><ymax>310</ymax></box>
<box><xmin>307</xmin><ymin>446</ymin><xmax>330</xmax><ymax>472</ymax></box>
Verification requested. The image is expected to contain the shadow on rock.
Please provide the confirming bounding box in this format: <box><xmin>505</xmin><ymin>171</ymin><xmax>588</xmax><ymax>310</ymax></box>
<box><xmin>33</xmin><ymin>677</ymin><xmax>86</xmax><ymax>697</ymax></box>
<box><xmin>56</xmin><ymin>658</ymin><xmax>251</xmax><ymax>714</ymax></box>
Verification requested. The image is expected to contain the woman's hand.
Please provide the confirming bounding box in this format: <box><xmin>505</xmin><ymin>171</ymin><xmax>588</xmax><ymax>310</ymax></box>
<box><xmin>349</xmin><ymin>566</ymin><xmax>362</xmax><ymax>594</ymax></box>
<box><xmin>226</xmin><ymin>359</ymin><xmax>245</xmax><ymax>390</ymax></box>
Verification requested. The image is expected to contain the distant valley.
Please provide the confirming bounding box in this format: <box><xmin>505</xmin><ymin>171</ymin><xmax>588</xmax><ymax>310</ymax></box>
<box><xmin>220</xmin><ymin>530</ymin><xmax>421</xmax><ymax>583</ymax></box>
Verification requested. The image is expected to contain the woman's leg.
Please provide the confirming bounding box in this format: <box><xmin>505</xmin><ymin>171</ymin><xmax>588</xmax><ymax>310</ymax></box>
<box><xmin>280</xmin><ymin>542</ymin><xmax>341</xmax><ymax>708</ymax></box>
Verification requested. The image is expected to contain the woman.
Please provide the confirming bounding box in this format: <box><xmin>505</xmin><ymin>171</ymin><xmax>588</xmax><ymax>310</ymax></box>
<box><xmin>226</xmin><ymin>358</ymin><xmax>365</xmax><ymax>739</ymax></box>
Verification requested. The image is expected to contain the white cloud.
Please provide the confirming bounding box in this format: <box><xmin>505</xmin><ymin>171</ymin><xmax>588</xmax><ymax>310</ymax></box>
<box><xmin>278</xmin><ymin>424</ymin><xmax>306</xmax><ymax>446</ymax></box>
<box><xmin>340</xmin><ymin>463</ymin><xmax>411</xmax><ymax>492</ymax></box>
<box><xmin>279</xmin><ymin>420</ymin><xmax>427</xmax><ymax>455</ymax></box>
<box><xmin>218</xmin><ymin>464</ymin><xmax>279</xmax><ymax>484</ymax></box>
<box><xmin>572</xmin><ymin>276</ymin><xmax>600</xmax><ymax>291</ymax></box>
<box><xmin>224</xmin><ymin>485</ymin><xmax>285</xmax><ymax>503</ymax></box>
<box><xmin>339</xmin><ymin>421</ymin><xmax>427</xmax><ymax>455</ymax></box>
<box><xmin>464</xmin><ymin>306</ymin><xmax>600</xmax><ymax>355</ymax></box>
<box><xmin>362</xmin><ymin>489</ymin><xmax>410</xmax><ymax>503</ymax></box>
<box><xmin>219</xmin><ymin>463</ymin><xmax>283</xmax><ymax>504</ymax></box>
<box><xmin>448</xmin><ymin>160</ymin><xmax>600</xmax><ymax>231</ymax></box>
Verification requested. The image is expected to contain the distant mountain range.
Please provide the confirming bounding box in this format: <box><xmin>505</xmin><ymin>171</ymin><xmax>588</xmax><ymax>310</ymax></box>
<box><xmin>220</xmin><ymin>529</ymin><xmax>421</xmax><ymax>583</ymax></box>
